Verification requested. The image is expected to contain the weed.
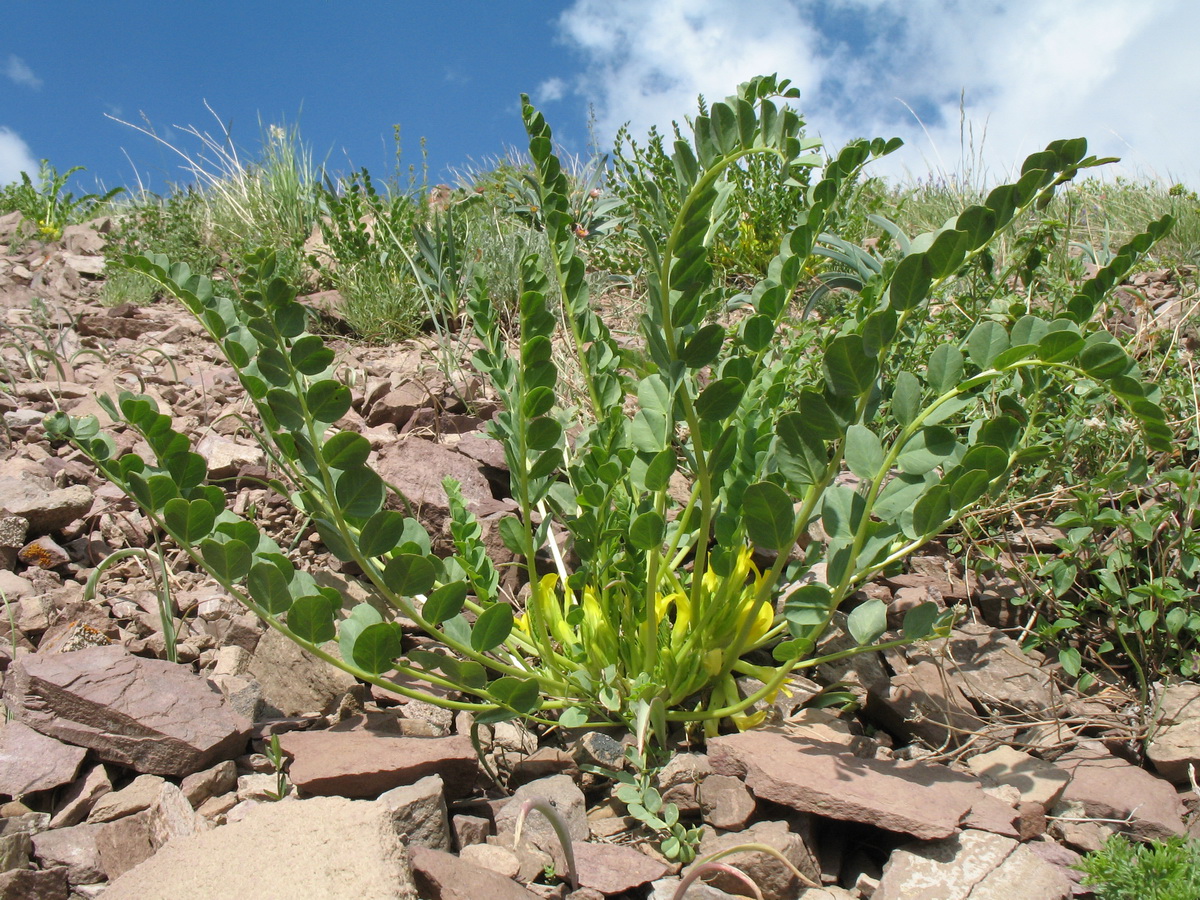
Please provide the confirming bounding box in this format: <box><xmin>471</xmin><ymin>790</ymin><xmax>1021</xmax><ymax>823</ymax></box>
<box><xmin>0</xmin><ymin>160</ymin><xmax>124</xmax><ymax>241</ymax></box>
<box><xmin>1077</xmin><ymin>834</ymin><xmax>1200</xmax><ymax>900</ymax></box>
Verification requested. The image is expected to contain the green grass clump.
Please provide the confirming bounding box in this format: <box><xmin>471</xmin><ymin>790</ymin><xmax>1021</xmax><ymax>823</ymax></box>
<box><xmin>1078</xmin><ymin>835</ymin><xmax>1200</xmax><ymax>900</ymax></box>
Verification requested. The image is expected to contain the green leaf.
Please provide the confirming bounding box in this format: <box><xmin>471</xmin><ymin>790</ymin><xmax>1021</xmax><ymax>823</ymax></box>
<box><xmin>775</xmin><ymin>411</ymin><xmax>827</xmax><ymax>489</ymax></box>
<box><xmin>910</xmin><ymin>484</ymin><xmax>952</xmax><ymax>538</ymax></box>
<box><xmin>526</xmin><ymin>417</ymin><xmax>562</xmax><ymax>452</ymax></box>
<box><xmin>902</xmin><ymin>601</ymin><xmax>941</xmax><ymax>640</ymax></box>
<box><xmin>742</xmin><ymin>481</ymin><xmax>796</xmax><ymax>552</ymax></box>
<box><xmin>166</xmin><ymin>451</ymin><xmax>207</xmax><ymax>490</ymax></box>
<box><xmin>896</xmin><ymin>426</ymin><xmax>958</xmax><ymax>476</ymax></box>
<box><xmin>629</xmin><ymin>510</ymin><xmax>666</xmax><ymax>551</ymax></box>
<box><xmin>1058</xmin><ymin>647</ymin><xmax>1081</xmax><ymax>678</ymax></box>
<box><xmin>351</xmin><ymin>622</ymin><xmax>405</xmax><ymax>675</ymax></box>
<box><xmin>308</xmin><ymin>380</ymin><xmax>352</xmax><ymax>423</ymax></box>
<box><xmin>741</xmin><ymin>314</ymin><xmax>774</xmax><ymax>352</ymax></box>
<box><xmin>287</xmin><ymin>594</ymin><xmax>337</xmax><ymax>643</ymax></box>
<box><xmin>955</xmin><ymin>205</ymin><xmax>997</xmax><ymax>250</ymax></box>
<box><xmin>924</xmin><ymin>228</ymin><xmax>968</xmax><ymax>279</ymax></box>
<box><xmin>523</xmin><ymin>385</ymin><xmax>555</xmax><ymax>418</ymax></box>
<box><xmin>696</xmin><ymin>377</ymin><xmax>745</xmax><ymax>421</ymax></box>
<box><xmin>824</xmin><ymin>335</ymin><xmax>878</xmax><ymax>397</ymax></box>
<box><xmin>498</xmin><ymin>516</ymin><xmax>526</xmax><ymax>555</ymax></box>
<box><xmin>248</xmin><ymin>561</ymin><xmax>294</xmax><ymax>615</ymax></box>
<box><xmin>382</xmin><ymin>553</ymin><xmax>437</xmax><ymax>596</ymax></box>
<box><xmin>323</xmin><ymin>431</ymin><xmax>371</xmax><ymax>469</ymax></box>
<box><xmin>339</xmin><ymin>602</ymin><xmax>383</xmax><ymax>663</ymax></box>
<box><xmin>891</xmin><ymin>371</ymin><xmax>921</xmax><ymax>426</ymax></box>
<box><xmin>783</xmin><ymin>583</ymin><xmax>831</xmax><ymax>634</ymax></box>
<box><xmin>200</xmin><ymin>538</ymin><xmax>252</xmax><ymax>581</ymax></box>
<box><xmin>926</xmin><ymin>345</ymin><xmax>963</xmax><ymax>394</ymax></box>
<box><xmin>822</xmin><ymin>485</ymin><xmax>866</xmax><ymax>541</ymax></box>
<box><xmin>360</xmin><ymin>510</ymin><xmax>408</xmax><ymax>558</ymax></box>
<box><xmin>1079</xmin><ymin>340</ymin><xmax>1128</xmax><ymax>379</ymax></box>
<box><xmin>290</xmin><ymin>335</ymin><xmax>335</xmax><ymax>375</ymax></box>
<box><xmin>471</xmin><ymin>603</ymin><xmax>514</xmax><ymax>652</ymax></box>
<box><xmin>679</xmin><ymin>323</ymin><xmax>725</xmax><ymax>368</ymax></box>
<box><xmin>888</xmin><ymin>253</ymin><xmax>931</xmax><ymax>310</ymax></box>
<box><xmin>847</xmin><ymin>599</ymin><xmax>887</xmax><ymax>645</ymax></box>
<box><xmin>424</xmin><ymin>583</ymin><xmax>469</xmax><ymax>626</ymax></box>
<box><xmin>644</xmin><ymin>449</ymin><xmax>677</xmax><ymax>492</ymax></box>
<box><xmin>163</xmin><ymin>497</ymin><xmax>216</xmax><ymax>542</ymax></box>
<box><xmin>334</xmin><ymin>466</ymin><xmax>384</xmax><ymax>519</ymax></box>
<box><xmin>844</xmin><ymin>425</ymin><xmax>884</xmax><ymax>480</ymax></box>
<box><xmin>967</xmin><ymin>321</ymin><xmax>1010</xmax><ymax>368</ymax></box>
<box><xmin>266</xmin><ymin>389</ymin><xmax>305</xmax><ymax>430</ymax></box>
<box><xmin>488</xmin><ymin>675</ymin><xmax>540</xmax><ymax>713</ymax></box>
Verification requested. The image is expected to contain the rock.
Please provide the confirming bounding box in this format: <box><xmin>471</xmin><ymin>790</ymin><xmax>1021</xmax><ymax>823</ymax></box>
<box><xmin>699</xmin><ymin>773</ymin><xmax>757</xmax><ymax>830</ymax></box>
<box><xmin>648</xmin><ymin>877</ymin><xmax>743</xmax><ymax>900</ymax></box>
<box><xmin>1054</xmin><ymin>741</ymin><xmax>1187</xmax><ymax>841</ymax></box>
<box><xmin>874</xmin><ymin>829</ymin><xmax>1071</xmax><ymax>900</ymax></box>
<box><xmin>95</xmin><ymin>811</ymin><xmax>155</xmax><ymax>881</ymax></box>
<box><xmin>691</xmin><ymin>819</ymin><xmax>821</xmax><ymax>900</ymax></box>
<box><xmin>60</xmin><ymin>224</ymin><xmax>106</xmax><ymax>256</ymax></box>
<box><xmin>87</xmin><ymin>775</ymin><xmax>165</xmax><ymax>824</ymax></box>
<box><xmin>195</xmin><ymin>433</ymin><xmax>266</xmax><ymax>480</ymax></box>
<box><xmin>247</xmin><ymin>627</ymin><xmax>359</xmax><ymax>716</ymax></box>
<box><xmin>366</xmin><ymin>381</ymin><xmax>430</xmax><ymax>428</ymax></box>
<box><xmin>453</xmin><ymin>813</ymin><xmax>491</xmax><ymax>848</ymax></box>
<box><xmin>146</xmin><ymin>782</ymin><xmax>205</xmax><ymax>847</ymax></box>
<box><xmin>31</xmin><ymin>823</ymin><xmax>105</xmax><ymax>884</ymax></box>
<box><xmin>460</xmin><ymin>841</ymin><xmax>521</xmax><ymax>878</ymax></box>
<box><xmin>49</xmin><ymin>765</ymin><xmax>112</xmax><ymax>828</ymax></box>
<box><xmin>410</xmin><ymin>845</ymin><xmax>541</xmax><ymax>900</ymax></box>
<box><xmin>179</xmin><ymin>759</ymin><xmax>238</xmax><ymax>807</ymax></box>
<box><xmin>1146</xmin><ymin>682</ymin><xmax>1200</xmax><ymax>782</ymax></box>
<box><xmin>0</xmin><ymin>867</ymin><xmax>69</xmax><ymax>899</ymax></box>
<box><xmin>17</xmin><ymin>535</ymin><xmax>71</xmax><ymax>569</ymax></box>
<box><xmin>709</xmin><ymin>731</ymin><xmax>998</xmax><ymax>841</ymax></box>
<box><xmin>509</xmin><ymin>748</ymin><xmax>580</xmax><ymax>789</ymax></box>
<box><xmin>495</xmin><ymin>774</ymin><xmax>589</xmax><ymax>846</ymax></box>
<box><xmin>0</xmin><ymin>830</ymin><xmax>31</xmax><ymax>873</ymax></box>
<box><xmin>379</xmin><ymin>774</ymin><xmax>452</xmax><ymax>850</ymax></box>
<box><xmin>101</xmin><ymin>796</ymin><xmax>418</xmax><ymax>899</ymax></box>
<box><xmin>570</xmin><ymin>732</ymin><xmax>624</xmax><ymax>770</ymax></box>
<box><xmin>4</xmin><ymin>645</ymin><xmax>251</xmax><ymax>776</ymax></box>
<box><xmin>0</xmin><ymin>720</ymin><xmax>87</xmax><ymax>797</ymax></box>
<box><xmin>279</xmin><ymin>730</ymin><xmax>479</xmax><ymax>799</ymax></box>
<box><xmin>0</xmin><ymin>479</ymin><xmax>92</xmax><ymax>534</ymax></box>
<box><xmin>573</xmin><ymin>841</ymin><xmax>670</xmax><ymax>894</ymax></box>
<box><xmin>967</xmin><ymin>746</ymin><xmax>1070</xmax><ymax>808</ymax></box>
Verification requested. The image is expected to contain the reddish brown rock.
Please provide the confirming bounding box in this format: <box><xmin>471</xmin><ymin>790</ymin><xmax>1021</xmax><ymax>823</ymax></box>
<box><xmin>3</xmin><ymin>645</ymin><xmax>251</xmax><ymax>777</ymax></box>
<box><xmin>699</xmin><ymin>773</ymin><xmax>757</xmax><ymax>830</ymax></box>
<box><xmin>709</xmin><ymin>731</ymin><xmax>996</xmax><ymax>841</ymax></box>
<box><xmin>1055</xmin><ymin>742</ymin><xmax>1186</xmax><ymax>841</ymax></box>
<box><xmin>0</xmin><ymin>720</ymin><xmax>87</xmax><ymax>797</ymax></box>
<box><xmin>410</xmin><ymin>846</ymin><xmax>541</xmax><ymax>900</ymax></box>
<box><xmin>691</xmin><ymin>819</ymin><xmax>820</xmax><ymax>900</ymax></box>
<box><xmin>279</xmin><ymin>731</ymin><xmax>479</xmax><ymax>799</ymax></box>
<box><xmin>0</xmin><ymin>866</ymin><xmax>69</xmax><ymax>900</ymax></box>
<box><xmin>573</xmin><ymin>840</ymin><xmax>670</xmax><ymax>894</ymax></box>
<box><xmin>49</xmin><ymin>764</ymin><xmax>112</xmax><ymax>829</ymax></box>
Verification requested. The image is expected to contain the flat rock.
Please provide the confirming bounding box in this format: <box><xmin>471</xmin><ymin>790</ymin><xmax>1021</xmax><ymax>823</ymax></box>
<box><xmin>1055</xmin><ymin>741</ymin><xmax>1186</xmax><ymax>840</ymax></box>
<box><xmin>248</xmin><ymin>627</ymin><xmax>359</xmax><ymax>717</ymax></box>
<box><xmin>573</xmin><ymin>840</ymin><xmax>670</xmax><ymax>894</ymax></box>
<box><xmin>373</xmin><ymin>437</ymin><xmax>507</xmax><ymax>532</ymax></box>
<box><xmin>0</xmin><ymin>720</ymin><xmax>87</xmax><ymax>797</ymax></box>
<box><xmin>874</xmin><ymin>829</ymin><xmax>1070</xmax><ymax>900</ymax></box>
<box><xmin>0</xmin><ymin>478</ymin><xmax>92</xmax><ymax>533</ymax></box>
<box><xmin>708</xmin><ymin>731</ymin><xmax>997</xmax><ymax>840</ymax></box>
<box><xmin>967</xmin><ymin>746</ymin><xmax>1069</xmax><ymax>808</ymax></box>
<box><xmin>1146</xmin><ymin>682</ymin><xmax>1200</xmax><ymax>782</ymax></box>
<box><xmin>50</xmin><ymin>764</ymin><xmax>112</xmax><ymax>828</ymax></box>
<box><xmin>31</xmin><ymin>822</ymin><xmax>105</xmax><ymax>885</ymax></box>
<box><xmin>87</xmin><ymin>775</ymin><xmax>165</xmax><ymax>824</ymax></box>
<box><xmin>101</xmin><ymin>796</ymin><xmax>418</xmax><ymax>899</ymax></box>
<box><xmin>279</xmin><ymin>730</ymin><xmax>479</xmax><ymax>799</ymax></box>
<box><xmin>4</xmin><ymin>645</ymin><xmax>251</xmax><ymax>776</ymax></box>
<box><xmin>195</xmin><ymin>433</ymin><xmax>266</xmax><ymax>480</ymax></box>
<box><xmin>409</xmin><ymin>846</ymin><xmax>541</xmax><ymax>900</ymax></box>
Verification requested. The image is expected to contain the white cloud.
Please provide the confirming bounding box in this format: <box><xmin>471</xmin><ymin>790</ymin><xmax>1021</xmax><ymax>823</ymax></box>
<box><xmin>556</xmin><ymin>0</ymin><xmax>1200</xmax><ymax>186</ymax></box>
<box><xmin>0</xmin><ymin>127</ymin><xmax>38</xmax><ymax>185</ymax></box>
<box><xmin>537</xmin><ymin>77</ymin><xmax>568</xmax><ymax>104</ymax></box>
<box><xmin>5</xmin><ymin>55</ymin><xmax>42</xmax><ymax>90</ymax></box>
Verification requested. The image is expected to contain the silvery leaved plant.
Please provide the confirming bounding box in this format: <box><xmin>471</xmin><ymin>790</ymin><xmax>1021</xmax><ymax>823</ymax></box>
<box><xmin>48</xmin><ymin>75</ymin><xmax>1173</xmax><ymax>751</ymax></box>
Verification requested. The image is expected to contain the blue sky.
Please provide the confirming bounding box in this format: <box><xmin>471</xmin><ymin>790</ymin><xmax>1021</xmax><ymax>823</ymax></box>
<box><xmin>3</xmin><ymin>1</ymin><xmax>1198</xmax><ymax>195</ymax></box>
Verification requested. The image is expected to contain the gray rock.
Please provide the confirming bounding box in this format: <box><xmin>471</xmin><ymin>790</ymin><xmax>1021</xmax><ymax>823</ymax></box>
<box><xmin>379</xmin><ymin>774</ymin><xmax>451</xmax><ymax>850</ymax></box>
<box><xmin>279</xmin><ymin>730</ymin><xmax>479</xmax><ymax>799</ymax></box>
<box><xmin>0</xmin><ymin>831</ymin><xmax>31</xmax><ymax>874</ymax></box>
<box><xmin>1147</xmin><ymin>682</ymin><xmax>1200</xmax><ymax>782</ymax></box>
<box><xmin>31</xmin><ymin>823</ymin><xmax>105</xmax><ymax>885</ymax></box>
<box><xmin>248</xmin><ymin>627</ymin><xmax>359</xmax><ymax>716</ymax></box>
<box><xmin>102</xmin><ymin>797</ymin><xmax>418</xmax><ymax>899</ymax></box>
<box><xmin>0</xmin><ymin>866</ymin><xmax>69</xmax><ymax>899</ymax></box>
<box><xmin>874</xmin><ymin>829</ymin><xmax>1070</xmax><ymax>900</ymax></box>
<box><xmin>1054</xmin><ymin>741</ymin><xmax>1186</xmax><ymax>841</ymax></box>
<box><xmin>410</xmin><ymin>846</ymin><xmax>540</xmax><ymax>900</ymax></box>
<box><xmin>709</xmin><ymin>731</ymin><xmax>999</xmax><ymax>841</ymax></box>
<box><xmin>4</xmin><ymin>645</ymin><xmax>251</xmax><ymax>777</ymax></box>
<box><xmin>0</xmin><ymin>720</ymin><xmax>87</xmax><ymax>797</ymax></box>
